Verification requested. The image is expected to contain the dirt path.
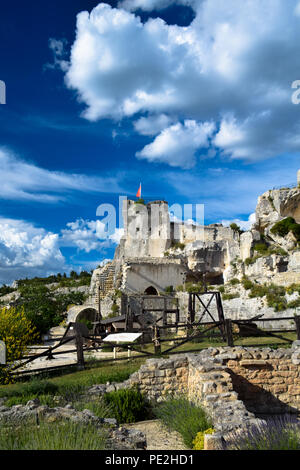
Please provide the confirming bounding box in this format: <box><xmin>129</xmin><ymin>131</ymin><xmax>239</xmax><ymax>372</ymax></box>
<box><xmin>125</xmin><ymin>420</ymin><xmax>188</xmax><ymax>451</ymax></box>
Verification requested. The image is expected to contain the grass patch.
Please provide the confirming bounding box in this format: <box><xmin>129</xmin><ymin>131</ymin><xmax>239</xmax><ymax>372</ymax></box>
<box><xmin>0</xmin><ymin>359</ymin><xmax>145</xmax><ymax>401</ymax></box>
<box><xmin>0</xmin><ymin>420</ymin><xmax>107</xmax><ymax>450</ymax></box>
<box><xmin>153</xmin><ymin>396</ymin><xmax>212</xmax><ymax>449</ymax></box>
<box><xmin>103</xmin><ymin>388</ymin><xmax>151</xmax><ymax>424</ymax></box>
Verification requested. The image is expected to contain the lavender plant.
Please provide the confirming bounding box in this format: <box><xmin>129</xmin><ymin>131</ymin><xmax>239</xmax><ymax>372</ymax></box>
<box><xmin>225</xmin><ymin>416</ymin><xmax>300</xmax><ymax>450</ymax></box>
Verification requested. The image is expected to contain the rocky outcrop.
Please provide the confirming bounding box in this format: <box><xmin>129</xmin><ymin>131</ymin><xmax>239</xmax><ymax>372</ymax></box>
<box><xmin>256</xmin><ymin>187</ymin><xmax>300</xmax><ymax>231</ymax></box>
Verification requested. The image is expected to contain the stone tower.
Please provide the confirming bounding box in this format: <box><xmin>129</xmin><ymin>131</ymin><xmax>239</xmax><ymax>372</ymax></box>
<box><xmin>118</xmin><ymin>199</ymin><xmax>172</xmax><ymax>259</ymax></box>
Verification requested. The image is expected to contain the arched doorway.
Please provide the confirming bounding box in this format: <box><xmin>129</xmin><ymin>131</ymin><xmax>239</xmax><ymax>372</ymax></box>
<box><xmin>144</xmin><ymin>286</ymin><xmax>158</xmax><ymax>296</ymax></box>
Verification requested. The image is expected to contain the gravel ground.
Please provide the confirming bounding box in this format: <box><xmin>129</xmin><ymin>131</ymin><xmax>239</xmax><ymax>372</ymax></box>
<box><xmin>124</xmin><ymin>420</ymin><xmax>188</xmax><ymax>451</ymax></box>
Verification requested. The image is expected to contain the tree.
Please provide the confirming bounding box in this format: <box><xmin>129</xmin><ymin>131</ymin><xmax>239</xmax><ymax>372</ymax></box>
<box><xmin>0</xmin><ymin>307</ymin><xmax>38</xmax><ymax>384</ymax></box>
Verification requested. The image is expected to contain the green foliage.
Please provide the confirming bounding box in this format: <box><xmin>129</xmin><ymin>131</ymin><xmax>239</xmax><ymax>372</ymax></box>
<box><xmin>229</xmin><ymin>278</ymin><xmax>240</xmax><ymax>286</ymax></box>
<box><xmin>193</xmin><ymin>428</ymin><xmax>215</xmax><ymax>450</ymax></box>
<box><xmin>0</xmin><ymin>420</ymin><xmax>107</xmax><ymax>450</ymax></box>
<box><xmin>18</xmin><ymin>282</ymin><xmax>87</xmax><ymax>337</ymax></box>
<box><xmin>248</xmin><ymin>283</ymin><xmax>288</xmax><ymax>311</ymax></box>
<box><xmin>222</xmin><ymin>292</ymin><xmax>240</xmax><ymax>300</ymax></box>
<box><xmin>175</xmin><ymin>282</ymin><xmax>204</xmax><ymax>293</ymax></box>
<box><xmin>287</xmin><ymin>298</ymin><xmax>300</xmax><ymax>310</ymax></box>
<box><xmin>286</xmin><ymin>283</ymin><xmax>300</xmax><ymax>295</ymax></box>
<box><xmin>165</xmin><ymin>286</ymin><xmax>174</xmax><ymax>294</ymax></box>
<box><xmin>245</xmin><ymin>255</ymin><xmax>261</xmax><ymax>266</ymax></box>
<box><xmin>242</xmin><ymin>277</ymin><xmax>254</xmax><ymax>290</ymax></box>
<box><xmin>172</xmin><ymin>242</ymin><xmax>186</xmax><ymax>251</ymax></box>
<box><xmin>254</xmin><ymin>242</ymin><xmax>269</xmax><ymax>255</ymax></box>
<box><xmin>0</xmin><ymin>307</ymin><xmax>38</xmax><ymax>384</ymax></box>
<box><xmin>217</xmin><ymin>286</ymin><xmax>225</xmax><ymax>293</ymax></box>
<box><xmin>103</xmin><ymin>388</ymin><xmax>151</xmax><ymax>424</ymax></box>
<box><xmin>74</xmin><ymin>397</ymin><xmax>114</xmax><ymax>419</ymax></box>
<box><xmin>153</xmin><ymin>396</ymin><xmax>212</xmax><ymax>449</ymax></box>
<box><xmin>110</xmin><ymin>303</ymin><xmax>120</xmax><ymax>315</ymax></box>
<box><xmin>0</xmin><ymin>285</ymin><xmax>16</xmax><ymax>297</ymax></box>
<box><xmin>230</xmin><ymin>223</ymin><xmax>243</xmax><ymax>235</ymax></box>
<box><xmin>134</xmin><ymin>198</ymin><xmax>146</xmax><ymax>205</ymax></box>
<box><xmin>227</xmin><ymin>418</ymin><xmax>300</xmax><ymax>451</ymax></box>
<box><xmin>270</xmin><ymin>217</ymin><xmax>300</xmax><ymax>241</ymax></box>
<box><xmin>78</xmin><ymin>318</ymin><xmax>93</xmax><ymax>331</ymax></box>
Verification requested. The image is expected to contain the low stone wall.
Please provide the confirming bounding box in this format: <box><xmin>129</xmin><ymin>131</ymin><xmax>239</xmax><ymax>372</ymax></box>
<box><xmin>86</xmin><ymin>345</ymin><xmax>300</xmax><ymax>449</ymax></box>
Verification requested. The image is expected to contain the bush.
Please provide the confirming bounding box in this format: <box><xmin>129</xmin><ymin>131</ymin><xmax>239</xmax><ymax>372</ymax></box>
<box><xmin>0</xmin><ymin>307</ymin><xmax>38</xmax><ymax>384</ymax></box>
<box><xmin>270</xmin><ymin>217</ymin><xmax>300</xmax><ymax>241</ymax></box>
<box><xmin>103</xmin><ymin>388</ymin><xmax>151</xmax><ymax>424</ymax></box>
<box><xmin>193</xmin><ymin>428</ymin><xmax>215</xmax><ymax>450</ymax></box>
<box><xmin>229</xmin><ymin>278</ymin><xmax>240</xmax><ymax>286</ymax></box>
<box><xmin>230</xmin><ymin>223</ymin><xmax>243</xmax><ymax>235</ymax></box>
<box><xmin>0</xmin><ymin>420</ymin><xmax>107</xmax><ymax>450</ymax></box>
<box><xmin>286</xmin><ymin>284</ymin><xmax>300</xmax><ymax>295</ymax></box>
<box><xmin>223</xmin><ymin>293</ymin><xmax>240</xmax><ymax>300</ymax></box>
<box><xmin>226</xmin><ymin>417</ymin><xmax>300</xmax><ymax>450</ymax></box>
<box><xmin>242</xmin><ymin>277</ymin><xmax>254</xmax><ymax>290</ymax></box>
<box><xmin>172</xmin><ymin>242</ymin><xmax>186</xmax><ymax>251</ymax></box>
<box><xmin>153</xmin><ymin>397</ymin><xmax>212</xmax><ymax>449</ymax></box>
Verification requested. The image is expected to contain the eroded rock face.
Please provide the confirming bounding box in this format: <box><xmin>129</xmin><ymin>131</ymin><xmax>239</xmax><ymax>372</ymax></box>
<box><xmin>256</xmin><ymin>187</ymin><xmax>300</xmax><ymax>230</ymax></box>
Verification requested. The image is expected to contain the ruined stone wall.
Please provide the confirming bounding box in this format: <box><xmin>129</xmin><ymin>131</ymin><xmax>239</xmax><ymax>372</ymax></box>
<box><xmin>225</xmin><ymin>347</ymin><xmax>300</xmax><ymax>414</ymax></box>
<box><xmin>106</xmin><ymin>346</ymin><xmax>300</xmax><ymax>435</ymax></box>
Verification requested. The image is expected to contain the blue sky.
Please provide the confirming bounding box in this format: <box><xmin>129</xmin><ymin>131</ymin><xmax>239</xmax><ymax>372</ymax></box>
<box><xmin>0</xmin><ymin>0</ymin><xmax>300</xmax><ymax>284</ymax></box>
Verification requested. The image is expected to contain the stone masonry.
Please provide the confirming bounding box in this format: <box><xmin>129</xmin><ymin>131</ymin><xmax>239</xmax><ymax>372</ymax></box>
<box><xmin>87</xmin><ymin>345</ymin><xmax>300</xmax><ymax>447</ymax></box>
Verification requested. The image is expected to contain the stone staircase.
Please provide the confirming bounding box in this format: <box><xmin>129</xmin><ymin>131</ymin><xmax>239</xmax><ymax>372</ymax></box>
<box><xmin>91</xmin><ymin>262</ymin><xmax>116</xmax><ymax>305</ymax></box>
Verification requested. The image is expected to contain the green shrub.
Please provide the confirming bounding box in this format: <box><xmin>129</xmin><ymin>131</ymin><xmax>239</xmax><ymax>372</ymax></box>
<box><xmin>286</xmin><ymin>284</ymin><xmax>300</xmax><ymax>295</ymax></box>
<box><xmin>103</xmin><ymin>388</ymin><xmax>151</xmax><ymax>424</ymax></box>
<box><xmin>172</xmin><ymin>242</ymin><xmax>186</xmax><ymax>251</ymax></box>
<box><xmin>0</xmin><ymin>420</ymin><xmax>107</xmax><ymax>450</ymax></box>
<box><xmin>254</xmin><ymin>242</ymin><xmax>269</xmax><ymax>254</ymax></box>
<box><xmin>249</xmin><ymin>284</ymin><xmax>269</xmax><ymax>299</ymax></box>
<box><xmin>242</xmin><ymin>277</ymin><xmax>254</xmax><ymax>290</ymax></box>
<box><xmin>74</xmin><ymin>398</ymin><xmax>114</xmax><ymax>419</ymax></box>
<box><xmin>230</xmin><ymin>223</ymin><xmax>243</xmax><ymax>235</ymax></box>
<box><xmin>223</xmin><ymin>293</ymin><xmax>240</xmax><ymax>300</ymax></box>
<box><xmin>165</xmin><ymin>286</ymin><xmax>174</xmax><ymax>294</ymax></box>
<box><xmin>287</xmin><ymin>299</ymin><xmax>300</xmax><ymax>309</ymax></box>
<box><xmin>270</xmin><ymin>217</ymin><xmax>300</xmax><ymax>241</ymax></box>
<box><xmin>153</xmin><ymin>397</ymin><xmax>212</xmax><ymax>449</ymax></box>
<box><xmin>229</xmin><ymin>278</ymin><xmax>240</xmax><ymax>286</ymax></box>
<box><xmin>193</xmin><ymin>428</ymin><xmax>215</xmax><ymax>450</ymax></box>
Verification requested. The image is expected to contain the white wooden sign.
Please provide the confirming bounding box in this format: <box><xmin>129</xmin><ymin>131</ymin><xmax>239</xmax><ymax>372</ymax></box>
<box><xmin>0</xmin><ymin>341</ymin><xmax>6</xmax><ymax>365</ymax></box>
<box><xmin>103</xmin><ymin>333</ymin><xmax>142</xmax><ymax>343</ymax></box>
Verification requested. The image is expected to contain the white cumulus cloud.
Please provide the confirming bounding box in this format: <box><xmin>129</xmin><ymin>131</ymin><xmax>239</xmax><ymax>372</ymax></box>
<box><xmin>58</xmin><ymin>0</ymin><xmax>300</xmax><ymax>167</ymax></box>
<box><xmin>136</xmin><ymin>120</ymin><xmax>215</xmax><ymax>168</ymax></box>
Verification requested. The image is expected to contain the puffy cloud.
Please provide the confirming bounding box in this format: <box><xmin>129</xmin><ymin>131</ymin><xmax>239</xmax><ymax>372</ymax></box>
<box><xmin>136</xmin><ymin>120</ymin><xmax>215</xmax><ymax>168</ymax></box>
<box><xmin>221</xmin><ymin>213</ymin><xmax>256</xmax><ymax>232</ymax></box>
<box><xmin>0</xmin><ymin>218</ymin><xmax>65</xmax><ymax>284</ymax></box>
<box><xmin>133</xmin><ymin>114</ymin><xmax>174</xmax><ymax>136</ymax></box>
<box><xmin>61</xmin><ymin>218</ymin><xmax>124</xmax><ymax>253</ymax></box>
<box><xmin>0</xmin><ymin>215</ymin><xmax>124</xmax><ymax>284</ymax></box>
<box><xmin>60</xmin><ymin>0</ymin><xmax>300</xmax><ymax>167</ymax></box>
<box><xmin>0</xmin><ymin>148</ymin><xmax>121</xmax><ymax>202</ymax></box>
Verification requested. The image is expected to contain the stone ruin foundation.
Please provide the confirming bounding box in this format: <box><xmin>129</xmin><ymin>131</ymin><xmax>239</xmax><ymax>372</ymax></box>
<box><xmin>87</xmin><ymin>343</ymin><xmax>300</xmax><ymax>450</ymax></box>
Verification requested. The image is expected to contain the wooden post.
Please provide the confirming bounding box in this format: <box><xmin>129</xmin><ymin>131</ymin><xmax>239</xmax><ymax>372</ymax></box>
<box><xmin>75</xmin><ymin>330</ymin><xmax>85</xmax><ymax>370</ymax></box>
<box><xmin>294</xmin><ymin>316</ymin><xmax>300</xmax><ymax>340</ymax></box>
<box><xmin>154</xmin><ymin>325</ymin><xmax>161</xmax><ymax>355</ymax></box>
<box><xmin>225</xmin><ymin>319</ymin><xmax>234</xmax><ymax>347</ymax></box>
<box><xmin>163</xmin><ymin>297</ymin><xmax>167</xmax><ymax>326</ymax></box>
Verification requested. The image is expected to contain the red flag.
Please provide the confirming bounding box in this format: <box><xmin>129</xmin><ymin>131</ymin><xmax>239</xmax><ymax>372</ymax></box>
<box><xmin>136</xmin><ymin>183</ymin><xmax>142</xmax><ymax>198</ymax></box>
